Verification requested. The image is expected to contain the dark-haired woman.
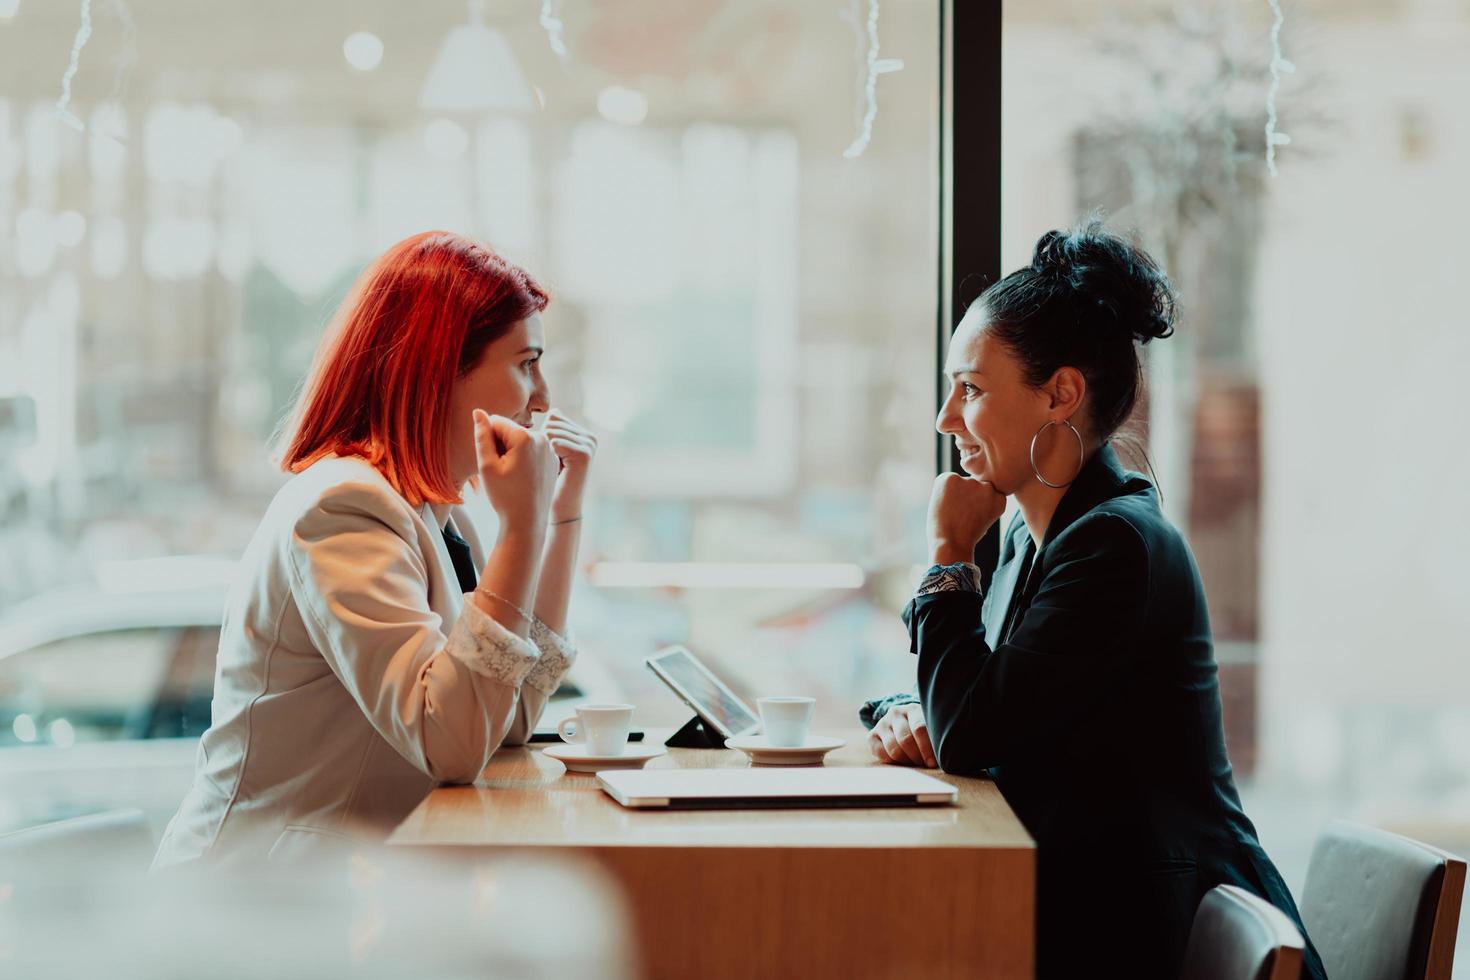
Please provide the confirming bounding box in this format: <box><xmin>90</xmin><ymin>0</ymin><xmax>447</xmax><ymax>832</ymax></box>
<box><xmin>861</xmin><ymin>221</ymin><xmax>1325</xmax><ymax>980</ymax></box>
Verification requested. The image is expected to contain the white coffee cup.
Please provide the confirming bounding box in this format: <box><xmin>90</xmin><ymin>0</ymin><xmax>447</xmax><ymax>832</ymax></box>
<box><xmin>758</xmin><ymin>696</ymin><xmax>816</xmax><ymax>747</ymax></box>
<box><xmin>557</xmin><ymin>703</ymin><xmax>635</xmax><ymax>756</ymax></box>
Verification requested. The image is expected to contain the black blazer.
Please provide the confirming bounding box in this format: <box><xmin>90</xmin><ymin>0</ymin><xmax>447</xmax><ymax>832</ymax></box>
<box><xmin>900</xmin><ymin>445</ymin><xmax>1326</xmax><ymax>980</ymax></box>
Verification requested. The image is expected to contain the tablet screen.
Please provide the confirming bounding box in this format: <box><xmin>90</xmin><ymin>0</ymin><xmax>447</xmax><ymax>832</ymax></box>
<box><xmin>647</xmin><ymin>647</ymin><xmax>759</xmax><ymax>738</ymax></box>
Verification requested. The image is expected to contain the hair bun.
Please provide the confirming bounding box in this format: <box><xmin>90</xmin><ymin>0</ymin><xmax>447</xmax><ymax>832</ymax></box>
<box><xmin>1030</xmin><ymin>217</ymin><xmax>1176</xmax><ymax>345</ymax></box>
<box><xmin>981</xmin><ymin>215</ymin><xmax>1176</xmax><ymax>440</ymax></box>
<box><xmin>1030</xmin><ymin>229</ymin><xmax>1072</xmax><ymax>277</ymax></box>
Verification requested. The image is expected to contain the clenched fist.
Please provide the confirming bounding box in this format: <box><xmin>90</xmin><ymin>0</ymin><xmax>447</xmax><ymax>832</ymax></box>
<box><xmin>474</xmin><ymin>409</ymin><xmax>558</xmax><ymax>531</ymax></box>
<box><xmin>926</xmin><ymin>472</ymin><xmax>1007</xmax><ymax>565</ymax></box>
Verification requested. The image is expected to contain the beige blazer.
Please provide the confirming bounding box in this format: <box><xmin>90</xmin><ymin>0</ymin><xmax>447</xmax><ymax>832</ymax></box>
<box><xmin>152</xmin><ymin>456</ymin><xmax>575</xmax><ymax>869</ymax></box>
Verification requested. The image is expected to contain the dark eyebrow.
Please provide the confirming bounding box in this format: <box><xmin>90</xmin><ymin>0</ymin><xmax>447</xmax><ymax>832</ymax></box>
<box><xmin>946</xmin><ymin>364</ymin><xmax>981</xmax><ymax>380</ymax></box>
<box><xmin>516</xmin><ymin>346</ymin><xmax>544</xmax><ymax>356</ymax></box>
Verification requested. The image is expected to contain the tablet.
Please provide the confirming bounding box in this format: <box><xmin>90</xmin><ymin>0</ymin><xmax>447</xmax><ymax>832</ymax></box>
<box><xmin>644</xmin><ymin>646</ymin><xmax>760</xmax><ymax>740</ymax></box>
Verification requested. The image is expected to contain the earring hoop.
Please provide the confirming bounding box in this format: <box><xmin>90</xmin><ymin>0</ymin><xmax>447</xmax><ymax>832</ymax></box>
<box><xmin>1030</xmin><ymin>418</ymin><xmax>1084</xmax><ymax>489</ymax></box>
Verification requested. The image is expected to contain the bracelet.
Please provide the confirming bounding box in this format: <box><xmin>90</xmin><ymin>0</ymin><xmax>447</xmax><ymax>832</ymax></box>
<box><xmin>475</xmin><ymin>587</ymin><xmax>534</xmax><ymax>627</ymax></box>
<box><xmin>551</xmin><ymin>515</ymin><xmax>582</xmax><ymax>526</ymax></box>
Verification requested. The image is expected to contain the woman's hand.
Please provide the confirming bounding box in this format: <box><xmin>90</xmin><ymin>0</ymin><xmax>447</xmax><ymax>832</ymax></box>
<box><xmin>543</xmin><ymin>410</ymin><xmax>598</xmax><ymax>523</ymax></box>
<box><xmin>474</xmin><ymin>409</ymin><xmax>558</xmax><ymax>531</ymax></box>
<box><xmin>927</xmin><ymin>472</ymin><xmax>1007</xmax><ymax>564</ymax></box>
<box><xmin>868</xmin><ymin>703</ymin><xmax>937</xmax><ymax>768</ymax></box>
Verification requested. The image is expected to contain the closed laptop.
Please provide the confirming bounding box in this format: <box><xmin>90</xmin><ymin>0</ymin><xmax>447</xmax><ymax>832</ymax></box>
<box><xmin>598</xmin><ymin>767</ymin><xmax>959</xmax><ymax>810</ymax></box>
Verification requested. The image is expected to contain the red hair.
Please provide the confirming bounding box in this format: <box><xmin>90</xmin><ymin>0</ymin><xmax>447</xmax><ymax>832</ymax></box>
<box><xmin>280</xmin><ymin>231</ymin><xmax>549</xmax><ymax>505</ymax></box>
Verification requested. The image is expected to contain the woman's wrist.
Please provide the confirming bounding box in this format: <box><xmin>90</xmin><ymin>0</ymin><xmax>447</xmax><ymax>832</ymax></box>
<box><xmin>491</xmin><ymin>495</ymin><xmax>551</xmax><ymax>528</ymax></box>
<box><xmin>494</xmin><ymin>521</ymin><xmax>548</xmax><ymax>556</ymax></box>
<box><xmin>474</xmin><ymin>587</ymin><xmax>534</xmax><ymax>627</ymax></box>
<box><xmin>552</xmin><ymin>487</ymin><xmax>585</xmax><ymax>525</ymax></box>
<box><xmin>478</xmin><ymin>527</ymin><xmax>545</xmax><ymax>638</ymax></box>
<box><xmin>930</xmin><ymin>539</ymin><xmax>975</xmax><ymax>566</ymax></box>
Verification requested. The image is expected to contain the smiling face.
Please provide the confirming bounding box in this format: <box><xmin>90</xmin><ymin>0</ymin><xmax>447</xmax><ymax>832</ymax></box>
<box><xmin>446</xmin><ymin>315</ymin><xmax>551</xmax><ymax>485</ymax></box>
<box><xmin>936</xmin><ymin>307</ymin><xmax>1061</xmax><ymax>496</ymax></box>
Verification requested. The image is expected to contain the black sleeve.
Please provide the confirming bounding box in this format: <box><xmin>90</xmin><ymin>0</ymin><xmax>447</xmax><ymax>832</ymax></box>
<box><xmin>855</xmin><ymin>521</ymin><xmax>1009</xmax><ymax>730</ymax></box>
<box><xmin>904</xmin><ymin>514</ymin><xmax>1149</xmax><ymax>775</ymax></box>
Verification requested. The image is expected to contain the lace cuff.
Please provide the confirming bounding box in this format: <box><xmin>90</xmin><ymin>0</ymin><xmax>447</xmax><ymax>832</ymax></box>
<box><xmin>445</xmin><ymin>597</ymin><xmax>540</xmax><ymax>687</ymax></box>
<box><xmin>859</xmin><ymin>691</ymin><xmax>921</xmax><ymax>729</ymax></box>
<box><xmin>915</xmin><ymin>561</ymin><xmax>985</xmax><ymax>597</ymax></box>
<box><xmin>523</xmin><ymin>618</ymin><xmax>578</xmax><ymax>695</ymax></box>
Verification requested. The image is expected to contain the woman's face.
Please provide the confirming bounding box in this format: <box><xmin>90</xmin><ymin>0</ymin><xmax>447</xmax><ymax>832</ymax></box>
<box><xmin>447</xmin><ymin>316</ymin><xmax>551</xmax><ymax>484</ymax></box>
<box><xmin>935</xmin><ymin>310</ymin><xmax>1057</xmax><ymax>496</ymax></box>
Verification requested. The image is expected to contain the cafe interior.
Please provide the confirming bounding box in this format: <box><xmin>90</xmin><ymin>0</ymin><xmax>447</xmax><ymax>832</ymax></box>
<box><xmin>0</xmin><ymin>1</ymin><xmax>1467</xmax><ymax>977</ymax></box>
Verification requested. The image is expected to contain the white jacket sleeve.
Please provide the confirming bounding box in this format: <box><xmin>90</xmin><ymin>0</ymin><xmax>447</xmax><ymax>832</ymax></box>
<box><xmin>503</xmin><ymin>618</ymin><xmax>579</xmax><ymax>745</ymax></box>
<box><xmin>286</xmin><ymin>482</ymin><xmax>542</xmax><ymax>783</ymax></box>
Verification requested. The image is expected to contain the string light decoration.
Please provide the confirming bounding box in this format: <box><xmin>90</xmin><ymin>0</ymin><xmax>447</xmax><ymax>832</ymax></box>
<box><xmin>54</xmin><ymin>0</ymin><xmax>136</xmax><ymax>137</ymax></box>
<box><xmin>539</xmin><ymin>0</ymin><xmax>567</xmax><ymax>57</ymax></box>
<box><xmin>1264</xmin><ymin>0</ymin><xmax>1296</xmax><ymax>176</ymax></box>
<box><xmin>843</xmin><ymin>0</ymin><xmax>904</xmax><ymax>159</ymax></box>
<box><xmin>55</xmin><ymin>0</ymin><xmax>94</xmax><ymax>129</ymax></box>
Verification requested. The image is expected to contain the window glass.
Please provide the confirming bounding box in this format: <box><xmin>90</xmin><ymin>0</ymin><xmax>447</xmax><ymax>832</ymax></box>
<box><xmin>0</xmin><ymin>2</ymin><xmax>942</xmax><ymax>735</ymax></box>
<box><xmin>0</xmin><ymin>627</ymin><xmax>218</xmax><ymax>746</ymax></box>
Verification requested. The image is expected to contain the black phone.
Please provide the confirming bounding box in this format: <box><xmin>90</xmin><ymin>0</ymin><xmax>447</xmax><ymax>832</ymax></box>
<box><xmin>528</xmin><ymin>728</ymin><xmax>645</xmax><ymax>743</ymax></box>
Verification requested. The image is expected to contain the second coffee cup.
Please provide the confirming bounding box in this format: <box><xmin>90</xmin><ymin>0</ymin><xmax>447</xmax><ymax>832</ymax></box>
<box><xmin>757</xmin><ymin>696</ymin><xmax>816</xmax><ymax>747</ymax></box>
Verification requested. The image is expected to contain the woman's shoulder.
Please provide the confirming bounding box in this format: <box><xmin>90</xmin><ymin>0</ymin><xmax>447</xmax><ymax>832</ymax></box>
<box><xmin>1061</xmin><ymin>492</ymin><xmax>1196</xmax><ymax>581</ymax></box>
<box><xmin>1050</xmin><ymin>507</ymin><xmax>1150</xmax><ymax>565</ymax></box>
<box><xmin>1048</xmin><ymin>487</ymin><xmax>1181</xmax><ymax>564</ymax></box>
<box><xmin>1096</xmin><ymin>489</ymin><xmax>1186</xmax><ymax>547</ymax></box>
<box><xmin>265</xmin><ymin>456</ymin><xmax>420</xmax><ymax>537</ymax></box>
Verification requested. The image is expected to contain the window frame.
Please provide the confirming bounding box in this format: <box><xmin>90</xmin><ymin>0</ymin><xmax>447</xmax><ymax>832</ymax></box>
<box><xmin>937</xmin><ymin>1</ymin><xmax>1002</xmax><ymax>477</ymax></box>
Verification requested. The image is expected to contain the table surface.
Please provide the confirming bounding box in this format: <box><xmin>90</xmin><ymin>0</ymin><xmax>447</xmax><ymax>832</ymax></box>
<box><xmin>389</xmin><ymin>729</ymin><xmax>1034</xmax><ymax>851</ymax></box>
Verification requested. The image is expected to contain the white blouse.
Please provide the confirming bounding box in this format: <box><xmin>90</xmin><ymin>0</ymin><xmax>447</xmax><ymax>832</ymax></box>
<box><xmin>152</xmin><ymin>455</ymin><xmax>575</xmax><ymax>869</ymax></box>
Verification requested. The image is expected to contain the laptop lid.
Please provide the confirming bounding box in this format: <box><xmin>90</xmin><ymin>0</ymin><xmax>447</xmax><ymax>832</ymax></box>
<box><xmin>597</xmin><ymin>767</ymin><xmax>958</xmax><ymax>810</ymax></box>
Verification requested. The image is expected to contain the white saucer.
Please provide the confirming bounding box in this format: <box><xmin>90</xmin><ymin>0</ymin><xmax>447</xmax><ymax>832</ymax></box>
<box><xmin>724</xmin><ymin>734</ymin><xmax>846</xmax><ymax>766</ymax></box>
<box><xmin>541</xmin><ymin>742</ymin><xmax>667</xmax><ymax>773</ymax></box>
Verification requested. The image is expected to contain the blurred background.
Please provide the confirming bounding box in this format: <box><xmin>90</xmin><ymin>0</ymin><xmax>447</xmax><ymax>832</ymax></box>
<box><xmin>0</xmin><ymin>0</ymin><xmax>1465</xmax><ymax>963</ymax></box>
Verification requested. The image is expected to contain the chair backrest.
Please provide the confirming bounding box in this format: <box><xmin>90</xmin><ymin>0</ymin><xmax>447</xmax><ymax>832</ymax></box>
<box><xmin>1182</xmin><ymin>884</ymin><xmax>1305</xmax><ymax>980</ymax></box>
<box><xmin>0</xmin><ymin>808</ymin><xmax>154</xmax><ymax>868</ymax></box>
<box><xmin>1301</xmin><ymin>819</ymin><xmax>1466</xmax><ymax>980</ymax></box>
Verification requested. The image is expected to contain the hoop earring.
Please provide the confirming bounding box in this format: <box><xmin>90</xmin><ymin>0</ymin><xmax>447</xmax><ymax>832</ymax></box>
<box><xmin>1030</xmin><ymin>418</ymin><xmax>1084</xmax><ymax>489</ymax></box>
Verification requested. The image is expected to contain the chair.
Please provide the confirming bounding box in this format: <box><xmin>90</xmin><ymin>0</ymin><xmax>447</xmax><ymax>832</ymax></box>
<box><xmin>1181</xmin><ymin>884</ymin><xmax>1306</xmax><ymax>980</ymax></box>
<box><xmin>1301</xmin><ymin>820</ymin><xmax>1466</xmax><ymax>980</ymax></box>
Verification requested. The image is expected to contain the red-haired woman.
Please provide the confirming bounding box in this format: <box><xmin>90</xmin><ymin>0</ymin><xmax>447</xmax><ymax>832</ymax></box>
<box><xmin>153</xmin><ymin>232</ymin><xmax>597</xmax><ymax>868</ymax></box>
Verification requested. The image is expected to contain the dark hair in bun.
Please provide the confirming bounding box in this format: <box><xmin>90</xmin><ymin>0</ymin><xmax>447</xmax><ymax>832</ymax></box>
<box><xmin>979</xmin><ymin>216</ymin><xmax>1177</xmax><ymax>440</ymax></box>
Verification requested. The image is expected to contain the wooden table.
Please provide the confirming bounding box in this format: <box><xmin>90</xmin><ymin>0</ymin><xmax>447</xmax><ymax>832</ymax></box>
<box><xmin>390</xmin><ymin>731</ymin><xmax>1035</xmax><ymax>979</ymax></box>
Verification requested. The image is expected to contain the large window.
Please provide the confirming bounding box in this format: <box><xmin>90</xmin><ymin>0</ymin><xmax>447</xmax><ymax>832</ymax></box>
<box><xmin>0</xmin><ymin>1</ymin><xmax>943</xmax><ymax>746</ymax></box>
